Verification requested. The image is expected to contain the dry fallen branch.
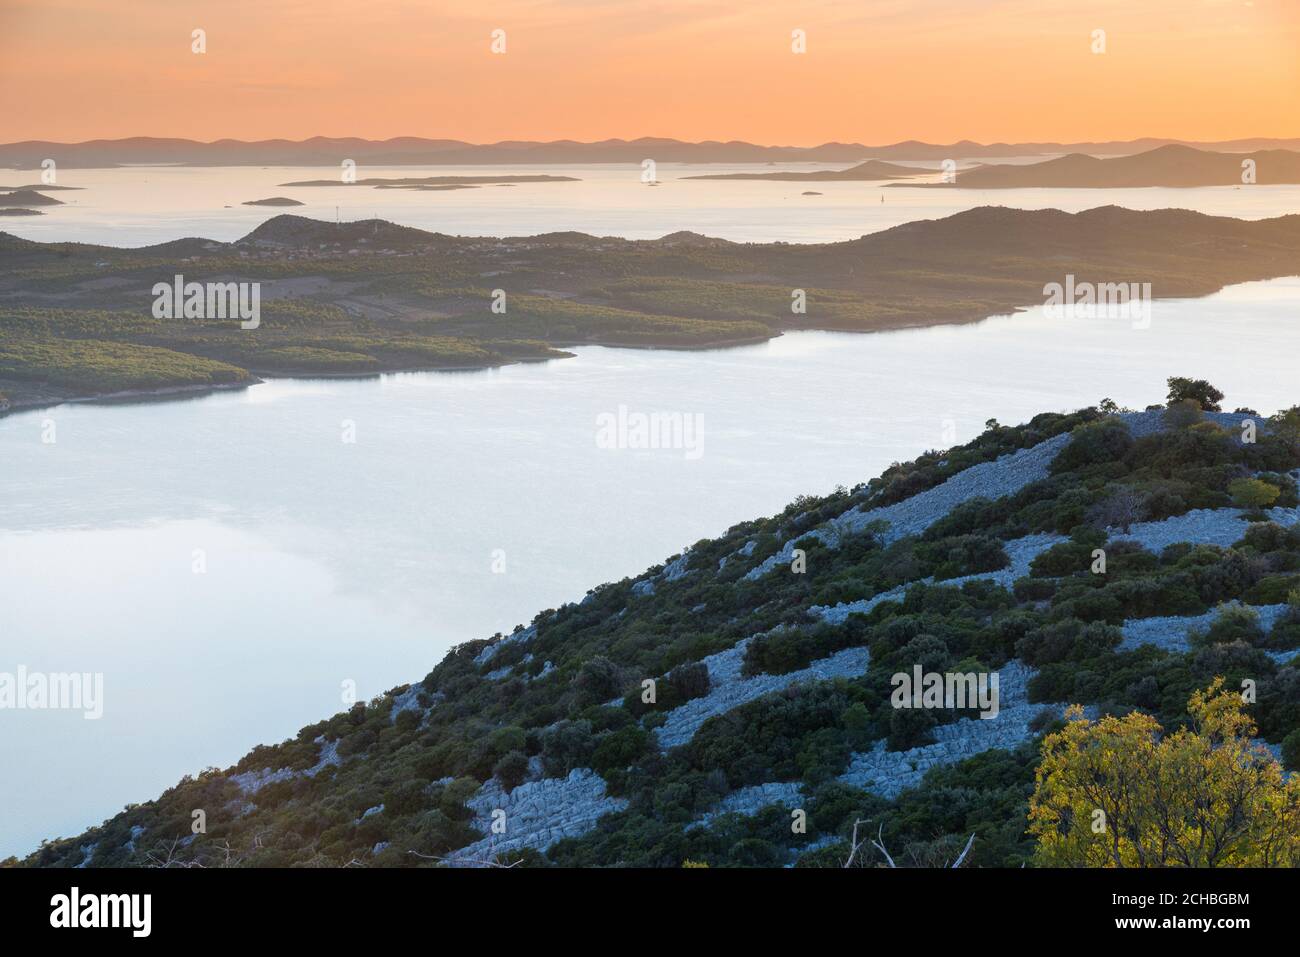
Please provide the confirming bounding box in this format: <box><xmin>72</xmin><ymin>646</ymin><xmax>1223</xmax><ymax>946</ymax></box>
<box><xmin>407</xmin><ymin>849</ymin><xmax>524</xmax><ymax>868</ymax></box>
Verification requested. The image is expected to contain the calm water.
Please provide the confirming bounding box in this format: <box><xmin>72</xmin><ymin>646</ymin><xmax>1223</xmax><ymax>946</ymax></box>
<box><xmin>3</xmin><ymin>275</ymin><xmax>1300</xmax><ymax>856</ymax></box>
<box><xmin>5</xmin><ymin>163</ymin><xmax>1299</xmax><ymax>246</ymax></box>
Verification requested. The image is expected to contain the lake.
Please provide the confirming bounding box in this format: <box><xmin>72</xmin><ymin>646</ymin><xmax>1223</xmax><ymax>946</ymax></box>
<box><xmin>3</xmin><ymin>275</ymin><xmax>1300</xmax><ymax>857</ymax></box>
<box><xmin>5</xmin><ymin>162</ymin><xmax>1300</xmax><ymax>247</ymax></box>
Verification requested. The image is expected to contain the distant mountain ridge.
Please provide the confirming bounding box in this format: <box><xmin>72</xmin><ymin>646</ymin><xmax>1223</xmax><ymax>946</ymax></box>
<box><xmin>4</xmin><ymin>135</ymin><xmax>1300</xmax><ymax>168</ymax></box>
<box><xmin>901</xmin><ymin>145</ymin><xmax>1300</xmax><ymax>189</ymax></box>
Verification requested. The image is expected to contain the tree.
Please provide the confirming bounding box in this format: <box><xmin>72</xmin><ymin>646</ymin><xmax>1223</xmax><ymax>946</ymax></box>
<box><xmin>1229</xmin><ymin>477</ymin><xmax>1280</xmax><ymax>515</ymax></box>
<box><xmin>1270</xmin><ymin>406</ymin><xmax>1300</xmax><ymax>450</ymax></box>
<box><xmin>1028</xmin><ymin>681</ymin><xmax>1300</xmax><ymax>867</ymax></box>
<box><xmin>1166</xmin><ymin>376</ymin><xmax>1224</xmax><ymax>411</ymax></box>
<box><xmin>1088</xmin><ymin>486</ymin><xmax>1148</xmax><ymax>533</ymax></box>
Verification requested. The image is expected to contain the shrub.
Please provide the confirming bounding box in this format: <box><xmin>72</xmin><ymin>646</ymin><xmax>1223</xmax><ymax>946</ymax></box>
<box><xmin>1053</xmin><ymin>420</ymin><xmax>1134</xmax><ymax>473</ymax></box>
<box><xmin>1282</xmin><ymin>729</ymin><xmax>1300</xmax><ymax>773</ymax></box>
<box><xmin>666</xmin><ymin>661</ymin><xmax>710</xmax><ymax>701</ymax></box>
<box><xmin>1243</xmin><ymin>575</ymin><xmax>1298</xmax><ymax>606</ymax></box>
<box><xmin>918</xmin><ymin>534</ymin><xmax>1009</xmax><ymax>581</ymax></box>
<box><xmin>1189</xmin><ymin>604</ymin><xmax>1264</xmax><ymax>649</ymax></box>
<box><xmin>492</xmin><ymin>750</ymin><xmax>530</xmax><ymax>791</ymax></box>
<box><xmin>539</xmin><ymin>719</ymin><xmax>596</xmax><ymax>776</ymax></box>
<box><xmin>1255</xmin><ymin>668</ymin><xmax>1300</xmax><ymax>741</ymax></box>
<box><xmin>887</xmin><ymin>706</ymin><xmax>936</xmax><ymax>751</ymax></box>
<box><xmin>1267</xmin><ymin>599</ymin><xmax>1300</xmax><ymax>650</ymax></box>
<box><xmin>1162</xmin><ymin>400</ymin><xmax>1203</xmax><ymax>430</ymax></box>
<box><xmin>591</xmin><ymin>726</ymin><xmax>649</xmax><ymax>776</ymax></box>
<box><xmin>1030</xmin><ymin>541</ymin><xmax>1094</xmax><ymax>578</ymax></box>
<box><xmin>572</xmin><ymin>657</ymin><xmax>624</xmax><ymax>706</ymax></box>
<box><xmin>1228</xmin><ymin>478</ymin><xmax>1280</xmax><ymax>516</ymax></box>
<box><xmin>1014</xmin><ymin>577</ymin><xmax>1057</xmax><ymax>602</ymax></box>
<box><xmin>1016</xmin><ymin>618</ymin><xmax>1122</xmax><ymax>666</ymax></box>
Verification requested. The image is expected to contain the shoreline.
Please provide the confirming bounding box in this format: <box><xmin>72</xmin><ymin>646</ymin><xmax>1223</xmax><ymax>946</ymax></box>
<box><xmin>6</xmin><ymin>275</ymin><xmax>1299</xmax><ymax>418</ymax></box>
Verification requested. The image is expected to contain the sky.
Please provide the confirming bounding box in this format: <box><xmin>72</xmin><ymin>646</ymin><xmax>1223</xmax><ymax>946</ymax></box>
<box><xmin>1</xmin><ymin>0</ymin><xmax>1297</xmax><ymax>145</ymax></box>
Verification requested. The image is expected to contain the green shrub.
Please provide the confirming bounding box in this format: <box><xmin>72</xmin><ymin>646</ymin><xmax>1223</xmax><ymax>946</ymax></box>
<box><xmin>591</xmin><ymin>726</ymin><xmax>650</xmax><ymax>776</ymax></box>
<box><xmin>1052</xmin><ymin>420</ymin><xmax>1134</xmax><ymax>473</ymax></box>
<box><xmin>1015</xmin><ymin>618</ymin><xmax>1121</xmax><ymax>666</ymax></box>
<box><xmin>539</xmin><ymin>720</ymin><xmax>596</xmax><ymax>776</ymax></box>
<box><xmin>1189</xmin><ymin>604</ymin><xmax>1264</xmax><ymax>648</ymax></box>
<box><xmin>1228</xmin><ymin>478</ymin><xmax>1280</xmax><ymax>515</ymax></box>
<box><xmin>493</xmin><ymin>750</ymin><xmax>530</xmax><ymax>791</ymax></box>
<box><xmin>1281</xmin><ymin>729</ymin><xmax>1300</xmax><ymax>772</ymax></box>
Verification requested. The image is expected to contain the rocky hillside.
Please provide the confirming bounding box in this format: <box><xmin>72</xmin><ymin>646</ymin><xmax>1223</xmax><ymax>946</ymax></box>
<box><xmin>12</xmin><ymin>384</ymin><xmax>1300</xmax><ymax>868</ymax></box>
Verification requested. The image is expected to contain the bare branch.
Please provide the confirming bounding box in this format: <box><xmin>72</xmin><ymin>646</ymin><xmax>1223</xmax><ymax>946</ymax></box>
<box><xmin>407</xmin><ymin>849</ymin><xmax>524</xmax><ymax>868</ymax></box>
<box><xmin>951</xmin><ymin>833</ymin><xmax>976</xmax><ymax>869</ymax></box>
<box><xmin>870</xmin><ymin>823</ymin><xmax>898</xmax><ymax>868</ymax></box>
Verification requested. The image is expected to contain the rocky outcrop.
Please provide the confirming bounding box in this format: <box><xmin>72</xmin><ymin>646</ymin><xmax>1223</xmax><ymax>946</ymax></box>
<box><xmin>811</xmin><ymin>531</ymin><xmax>1067</xmax><ymax>624</ymax></box>
<box><xmin>443</xmin><ymin>768</ymin><xmax>628</xmax><ymax>866</ymax></box>
<box><xmin>474</xmin><ymin>624</ymin><xmax>538</xmax><ymax>666</ymax></box>
<box><xmin>692</xmin><ymin>660</ymin><xmax>1081</xmax><ymax>828</ymax></box>
<box><xmin>1112</xmin><ymin>506</ymin><xmax>1298</xmax><ymax>554</ymax></box>
<box><xmin>229</xmin><ymin>735</ymin><xmax>342</xmax><ymax>794</ymax></box>
<box><xmin>837</xmin><ymin>660</ymin><xmax>1073</xmax><ymax>799</ymax></box>
<box><xmin>697</xmin><ymin>782</ymin><xmax>805</xmax><ymax>824</ymax></box>
<box><xmin>1121</xmin><ymin>602</ymin><xmax>1297</xmax><ymax>663</ymax></box>
<box><xmin>654</xmin><ymin>639</ymin><xmax>872</xmax><ymax>750</ymax></box>
<box><xmin>742</xmin><ymin>434</ymin><xmax>1073</xmax><ymax>580</ymax></box>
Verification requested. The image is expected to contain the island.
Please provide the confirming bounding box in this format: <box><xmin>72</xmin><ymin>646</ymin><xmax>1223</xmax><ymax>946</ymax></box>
<box><xmin>0</xmin><ymin>189</ymin><xmax>63</xmax><ymax>207</ymax></box>
<box><xmin>3</xmin><ymin>206</ymin><xmax>1300</xmax><ymax>413</ymax></box>
<box><xmin>682</xmin><ymin>160</ymin><xmax>926</xmax><ymax>181</ymax></box>
<box><xmin>891</xmin><ymin>145</ymin><xmax>1300</xmax><ymax>188</ymax></box>
<box><xmin>278</xmin><ymin>175</ymin><xmax>580</xmax><ymax>188</ymax></box>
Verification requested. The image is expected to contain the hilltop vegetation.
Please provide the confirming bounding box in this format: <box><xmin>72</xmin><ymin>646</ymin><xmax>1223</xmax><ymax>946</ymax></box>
<box><xmin>4</xmin><ymin>205</ymin><xmax>1300</xmax><ymax>412</ymax></box>
<box><xmin>11</xmin><ymin>381</ymin><xmax>1300</xmax><ymax>869</ymax></box>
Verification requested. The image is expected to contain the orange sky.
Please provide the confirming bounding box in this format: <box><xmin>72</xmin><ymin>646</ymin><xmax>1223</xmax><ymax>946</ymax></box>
<box><xmin>2</xmin><ymin>0</ymin><xmax>1297</xmax><ymax>144</ymax></box>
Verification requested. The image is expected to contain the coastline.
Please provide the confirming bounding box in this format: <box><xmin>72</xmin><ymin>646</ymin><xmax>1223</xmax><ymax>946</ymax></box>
<box><xmin>5</xmin><ymin>275</ymin><xmax>1298</xmax><ymax>418</ymax></box>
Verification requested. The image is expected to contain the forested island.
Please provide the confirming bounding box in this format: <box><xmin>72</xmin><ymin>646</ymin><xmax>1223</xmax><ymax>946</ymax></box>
<box><xmin>4</xmin><ymin>206</ymin><xmax>1300</xmax><ymax>413</ymax></box>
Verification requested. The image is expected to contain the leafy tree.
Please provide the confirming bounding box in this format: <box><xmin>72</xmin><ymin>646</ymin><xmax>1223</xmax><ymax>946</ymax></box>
<box><xmin>1029</xmin><ymin>681</ymin><xmax>1300</xmax><ymax>866</ymax></box>
<box><xmin>1166</xmin><ymin>377</ymin><xmax>1224</xmax><ymax>411</ymax></box>
<box><xmin>1229</xmin><ymin>477</ymin><xmax>1280</xmax><ymax>514</ymax></box>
